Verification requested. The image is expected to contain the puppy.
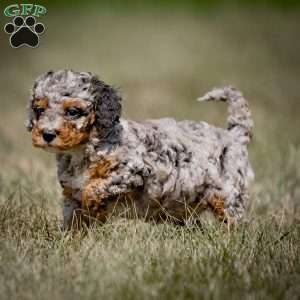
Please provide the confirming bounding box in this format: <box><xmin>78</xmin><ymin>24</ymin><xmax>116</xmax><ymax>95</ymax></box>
<box><xmin>27</xmin><ymin>70</ymin><xmax>254</xmax><ymax>229</ymax></box>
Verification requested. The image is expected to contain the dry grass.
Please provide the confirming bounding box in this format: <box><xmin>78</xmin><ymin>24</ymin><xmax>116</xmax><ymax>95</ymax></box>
<box><xmin>0</xmin><ymin>8</ymin><xmax>300</xmax><ymax>300</ymax></box>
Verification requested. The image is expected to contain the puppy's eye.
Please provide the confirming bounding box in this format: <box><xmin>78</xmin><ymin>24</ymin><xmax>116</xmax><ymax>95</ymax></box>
<box><xmin>34</xmin><ymin>107</ymin><xmax>45</xmax><ymax>118</ymax></box>
<box><xmin>65</xmin><ymin>107</ymin><xmax>84</xmax><ymax>118</ymax></box>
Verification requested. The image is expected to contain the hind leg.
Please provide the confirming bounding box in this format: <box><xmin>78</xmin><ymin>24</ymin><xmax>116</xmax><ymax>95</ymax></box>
<box><xmin>212</xmin><ymin>142</ymin><xmax>252</xmax><ymax>225</ymax></box>
<box><xmin>207</xmin><ymin>194</ymin><xmax>239</xmax><ymax>227</ymax></box>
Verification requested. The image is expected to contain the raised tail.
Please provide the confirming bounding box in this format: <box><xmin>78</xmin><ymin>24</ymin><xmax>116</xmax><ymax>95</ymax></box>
<box><xmin>198</xmin><ymin>86</ymin><xmax>253</xmax><ymax>145</ymax></box>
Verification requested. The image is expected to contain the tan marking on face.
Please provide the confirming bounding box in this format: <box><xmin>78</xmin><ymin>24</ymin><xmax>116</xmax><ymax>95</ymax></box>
<box><xmin>31</xmin><ymin>98</ymin><xmax>48</xmax><ymax>148</ymax></box>
<box><xmin>33</xmin><ymin>98</ymin><xmax>48</xmax><ymax>109</ymax></box>
<box><xmin>32</xmin><ymin>126</ymin><xmax>44</xmax><ymax>147</ymax></box>
<box><xmin>55</xmin><ymin>121</ymin><xmax>90</xmax><ymax>150</ymax></box>
<box><xmin>63</xmin><ymin>98</ymin><xmax>89</xmax><ymax>110</ymax></box>
<box><xmin>62</xmin><ymin>98</ymin><xmax>95</xmax><ymax>125</ymax></box>
<box><xmin>31</xmin><ymin>98</ymin><xmax>49</xmax><ymax>147</ymax></box>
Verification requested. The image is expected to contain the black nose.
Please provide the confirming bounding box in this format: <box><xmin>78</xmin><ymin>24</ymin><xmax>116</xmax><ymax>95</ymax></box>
<box><xmin>42</xmin><ymin>131</ymin><xmax>56</xmax><ymax>143</ymax></box>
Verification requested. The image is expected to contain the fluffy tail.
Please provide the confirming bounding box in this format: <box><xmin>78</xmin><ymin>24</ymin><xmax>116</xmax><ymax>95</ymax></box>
<box><xmin>198</xmin><ymin>86</ymin><xmax>253</xmax><ymax>145</ymax></box>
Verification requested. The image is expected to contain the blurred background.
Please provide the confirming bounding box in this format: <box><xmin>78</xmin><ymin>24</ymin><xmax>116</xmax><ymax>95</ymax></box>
<box><xmin>0</xmin><ymin>0</ymin><xmax>299</xmax><ymax>204</ymax></box>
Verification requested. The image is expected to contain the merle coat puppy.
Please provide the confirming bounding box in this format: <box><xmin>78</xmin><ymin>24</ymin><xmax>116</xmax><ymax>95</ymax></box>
<box><xmin>27</xmin><ymin>70</ymin><xmax>254</xmax><ymax>229</ymax></box>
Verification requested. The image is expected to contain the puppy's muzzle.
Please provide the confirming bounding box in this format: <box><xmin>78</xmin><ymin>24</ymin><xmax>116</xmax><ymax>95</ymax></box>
<box><xmin>42</xmin><ymin>130</ymin><xmax>57</xmax><ymax>143</ymax></box>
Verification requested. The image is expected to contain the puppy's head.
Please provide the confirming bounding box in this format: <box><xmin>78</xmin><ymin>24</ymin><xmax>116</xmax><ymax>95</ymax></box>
<box><xmin>27</xmin><ymin>70</ymin><xmax>121</xmax><ymax>152</ymax></box>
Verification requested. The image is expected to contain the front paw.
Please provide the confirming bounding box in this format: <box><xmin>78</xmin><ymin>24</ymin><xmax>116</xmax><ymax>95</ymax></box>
<box><xmin>62</xmin><ymin>199</ymin><xmax>82</xmax><ymax>230</ymax></box>
<box><xmin>82</xmin><ymin>180</ymin><xmax>105</xmax><ymax>207</ymax></box>
<box><xmin>60</xmin><ymin>222</ymin><xmax>70</xmax><ymax>232</ymax></box>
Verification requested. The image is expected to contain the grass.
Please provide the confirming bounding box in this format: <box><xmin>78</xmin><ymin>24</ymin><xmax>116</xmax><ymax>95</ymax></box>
<box><xmin>1</xmin><ymin>8</ymin><xmax>300</xmax><ymax>300</ymax></box>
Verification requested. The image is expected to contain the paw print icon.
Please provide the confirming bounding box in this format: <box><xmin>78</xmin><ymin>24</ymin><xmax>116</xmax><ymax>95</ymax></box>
<box><xmin>4</xmin><ymin>16</ymin><xmax>45</xmax><ymax>48</ymax></box>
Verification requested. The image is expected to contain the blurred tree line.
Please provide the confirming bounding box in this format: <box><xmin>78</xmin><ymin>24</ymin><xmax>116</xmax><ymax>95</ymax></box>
<box><xmin>10</xmin><ymin>0</ymin><xmax>299</xmax><ymax>10</ymax></box>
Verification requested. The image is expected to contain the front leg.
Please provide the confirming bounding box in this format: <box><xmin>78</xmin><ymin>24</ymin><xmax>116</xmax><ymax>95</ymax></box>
<box><xmin>61</xmin><ymin>186</ymin><xmax>83</xmax><ymax>230</ymax></box>
<box><xmin>81</xmin><ymin>179</ymin><xmax>111</xmax><ymax>222</ymax></box>
<box><xmin>62</xmin><ymin>198</ymin><xmax>81</xmax><ymax>230</ymax></box>
<box><xmin>82</xmin><ymin>173</ymin><xmax>143</xmax><ymax>223</ymax></box>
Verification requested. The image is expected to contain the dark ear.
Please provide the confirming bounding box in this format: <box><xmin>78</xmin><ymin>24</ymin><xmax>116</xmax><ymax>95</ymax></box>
<box><xmin>91</xmin><ymin>76</ymin><xmax>122</xmax><ymax>136</ymax></box>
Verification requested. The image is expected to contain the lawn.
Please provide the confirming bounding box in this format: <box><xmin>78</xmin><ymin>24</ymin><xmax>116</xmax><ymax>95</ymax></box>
<box><xmin>0</xmin><ymin>7</ymin><xmax>300</xmax><ymax>300</ymax></box>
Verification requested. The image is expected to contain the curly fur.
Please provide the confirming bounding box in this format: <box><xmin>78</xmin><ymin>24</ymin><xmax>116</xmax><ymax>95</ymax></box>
<box><xmin>27</xmin><ymin>70</ymin><xmax>254</xmax><ymax>229</ymax></box>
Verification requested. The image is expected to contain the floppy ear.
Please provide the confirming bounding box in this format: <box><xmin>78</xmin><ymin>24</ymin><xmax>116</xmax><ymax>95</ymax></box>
<box><xmin>91</xmin><ymin>76</ymin><xmax>122</xmax><ymax>138</ymax></box>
